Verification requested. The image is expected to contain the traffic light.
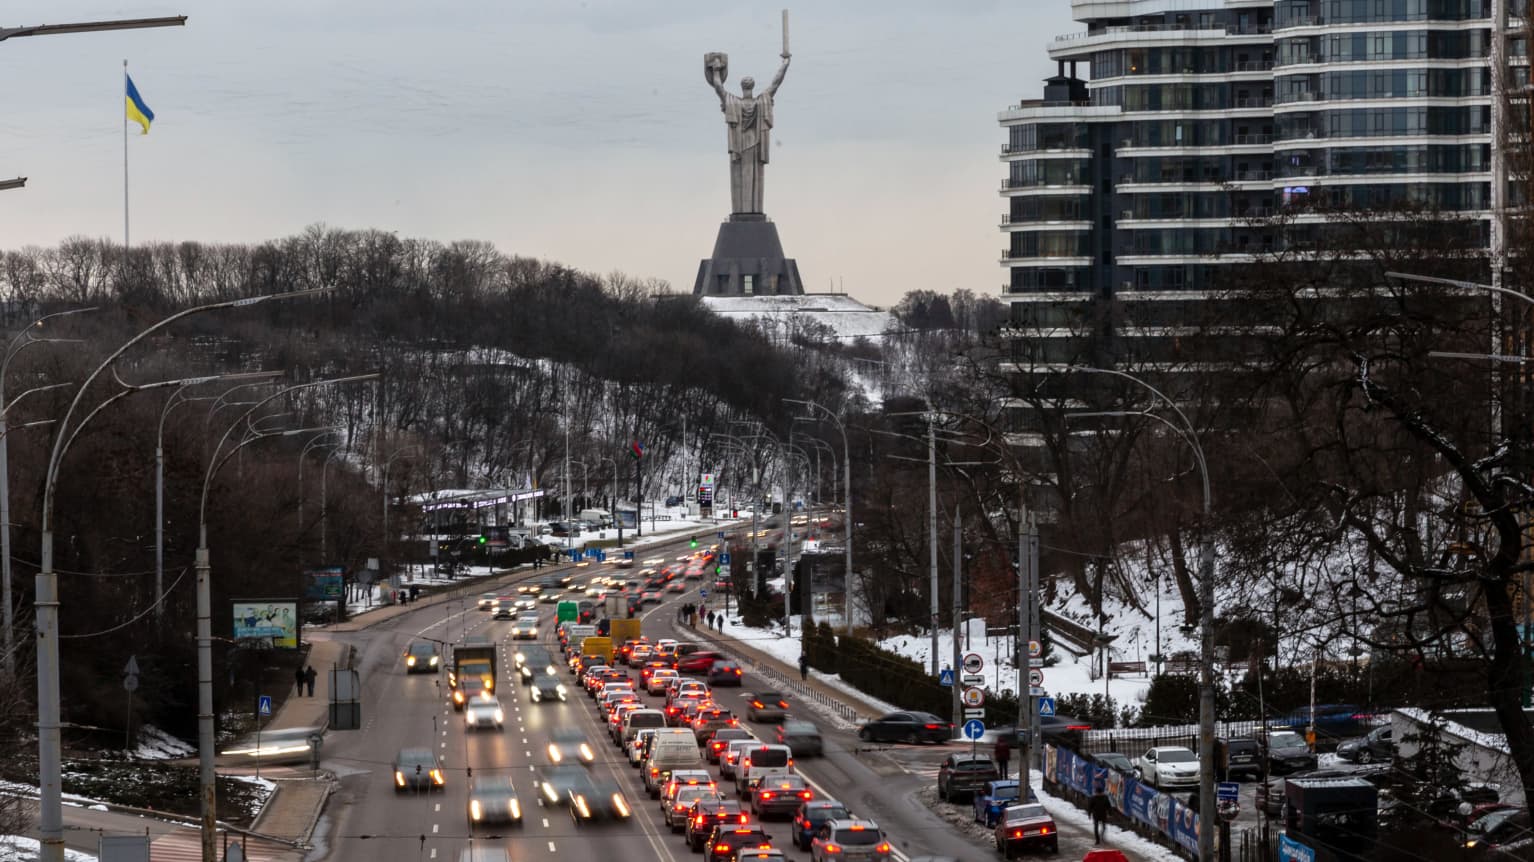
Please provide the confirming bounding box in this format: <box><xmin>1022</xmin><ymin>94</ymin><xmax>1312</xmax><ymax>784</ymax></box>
<box><xmin>478</xmin><ymin>535</ymin><xmax>487</xmax><ymax>545</ymax></box>
<box><xmin>690</xmin><ymin>539</ymin><xmax>698</xmax><ymax>549</ymax></box>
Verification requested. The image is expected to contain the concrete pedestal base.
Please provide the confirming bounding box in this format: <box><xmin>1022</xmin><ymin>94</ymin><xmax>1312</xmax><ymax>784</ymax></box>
<box><xmin>693</xmin><ymin>214</ymin><xmax>805</xmax><ymax>296</ymax></box>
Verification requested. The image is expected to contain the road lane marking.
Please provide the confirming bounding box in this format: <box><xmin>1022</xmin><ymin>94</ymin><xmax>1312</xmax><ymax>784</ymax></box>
<box><xmin>541</xmin><ymin>818</ymin><xmax>549</xmax><ymax>828</ymax></box>
<box><xmin>430</xmin><ymin>850</ymin><xmax>436</xmax><ymax>859</ymax></box>
<box><xmin>432</xmin><ymin>824</ymin><xmax>438</xmax><ymax>834</ymax></box>
<box><xmin>547</xmin><ymin>842</ymin><xmax>556</xmax><ymax>852</ymax></box>
<box><xmin>434</xmin><ymin>803</ymin><xmax>440</xmax><ymax>812</ymax></box>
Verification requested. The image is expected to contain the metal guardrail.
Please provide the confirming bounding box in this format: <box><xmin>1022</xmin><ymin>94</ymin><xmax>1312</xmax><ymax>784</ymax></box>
<box><xmin>693</xmin><ymin>626</ymin><xmax>862</xmax><ymax>725</ymax></box>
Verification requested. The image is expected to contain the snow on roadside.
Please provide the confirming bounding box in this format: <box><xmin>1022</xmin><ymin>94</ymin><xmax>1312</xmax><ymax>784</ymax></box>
<box><xmin>133</xmin><ymin>724</ymin><xmax>193</xmax><ymax>760</ymax></box>
<box><xmin>712</xmin><ymin>614</ymin><xmax>899</xmax><ymax>724</ymax></box>
<box><xmin>1031</xmin><ymin>777</ymin><xmax>1184</xmax><ymax>862</ymax></box>
<box><xmin>0</xmin><ymin>836</ymin><xmax>96</xmax><ymax>862</ymax></box>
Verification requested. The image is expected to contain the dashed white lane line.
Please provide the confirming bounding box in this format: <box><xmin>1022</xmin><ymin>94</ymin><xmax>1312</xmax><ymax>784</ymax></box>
<box><xmin>430</xmin><ymin>850</ymin><xmax>436</xmax><ymax>859</ymax></box>
<box><xmin>541</xmin><ymin>818</ymin><xmax>550</xmax><ymax>828</ymax></box>
<box><xmin>547</xmin><ymin>842</ymin><xmax>556</xmax><ymax>852</ymax></box>
<box><xmin>434</xmin><ymin>803</ymin><xmax>440</xmax><ymax>812</ymax></box>
<box><xmin>432</xmin><ymin>824</ymin><xmax>439</xmax><ymax>834</ymax></box>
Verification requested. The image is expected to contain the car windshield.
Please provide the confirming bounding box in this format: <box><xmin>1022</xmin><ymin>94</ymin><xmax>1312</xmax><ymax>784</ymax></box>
<box><xmin>994</xmin><ymin>785</ymin><xmax>1021</xmax><ymax>800</ymax></box>
<box><xmin>811</xmin><ymin>805</ymin><xmax>849</xmax><ymax>821</ymax></box>
<box><xmin>1269</xmin><ymin>732</ymin><xmax>1305</xmax><ymax>748</ymax></box>
<box><xmin>409</xmin><ymin>644</ymin><xmax>435</xmax><ymax>656</ymax></box>
<box><xmin>833</xmin><ymin>828</ymin><xmax>882</xmax><ymax>845</ymax></box>
<box><xmin>756</xmin><ymin>691</ymin><xmax>783</xmax><ymax>702</ymax></box>
<box><xmin>1011</xmin><ymin>804</ymin><xmax>1046</xmax><ymax>820</ymax></box>
<box><xmin>782</xmin><ymin>721</ymin><xmax>817</xmax><ymax>734</ymax></box>
<box><xmin>1159</xmin><ymin>749</ymin><xmax>1197</xmax><ymax>763</ymax></box>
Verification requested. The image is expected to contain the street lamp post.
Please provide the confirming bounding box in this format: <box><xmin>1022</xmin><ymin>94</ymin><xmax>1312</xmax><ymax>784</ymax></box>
<box><xmin>1065</xmin><ymin>365</ymin><xmax>1213</xmax><ymax>862</ymax></box>
<box><xmin>597</xmin><ymin>456</ymin><xmax>620</xmax><ymax>544</ymax></box>
<box><xmin>197</xmin><ymin>374</ymin><xmax>376</xmax><ymax>862</ymax></box>
<box><xmin>382</xmin><ymin>447</ymin><xmax>420</xmax><ymax>573</ymax></box>
<box><xmin>786</xmin><ymin>399</ymin><xmax>854</xmax><ymax>632</ymax></box>
<box><xmin>298</xmin><ymin>431</ymin><xmax>343</xmax><ymax>566</ymax></box>
<box><xmin>320</xmin><ymin>446</ymin><xmax>346</xmax><ymax>563</ymax></box>
<box><xmin>34</xmin><ymin>288</ymin><xmax>324</xmax><ymax>862</ymax></box>
<box><xmin>0</xmin><ymin>307</ymin><xmax>94</xmax><ymax>674</ymax></box>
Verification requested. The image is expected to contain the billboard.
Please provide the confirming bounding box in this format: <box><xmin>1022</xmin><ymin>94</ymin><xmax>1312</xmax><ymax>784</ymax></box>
<box><xmin>304</xmin><ymin>567</ymin><xmax>344</xmax><ymax>601</ymax></box>
<box><xmin>232</xmin><ymin>601</ymin><xmax>299</xmax><ymax>649</ymax></box>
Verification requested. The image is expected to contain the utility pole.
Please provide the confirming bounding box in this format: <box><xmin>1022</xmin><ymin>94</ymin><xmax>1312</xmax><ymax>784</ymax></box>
<box><xmin>928</xmin><ymin>414</ymin><xmax>939</xmax><ymax>676</ymax></box>
<box><xmin>1017</xmin><ymin>492</ymin><xmax>1030</xmax><ymax>793</ymax></box>
<box><xmin>951</xmin><ymin>505</ymin><xmax>962</xmax><ymax>732</ymax></box>
<box><xmin>1027</xmin><ymin>511</ymin><xmax>1041</xmax><ymax>782</ymax></box>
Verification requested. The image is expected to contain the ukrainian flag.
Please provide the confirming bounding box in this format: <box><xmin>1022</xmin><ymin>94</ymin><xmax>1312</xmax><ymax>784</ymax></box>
<box><xmin>125</xmin><ymin>74</ymin><xmax>154</xmax><ymax>135</ymax></box>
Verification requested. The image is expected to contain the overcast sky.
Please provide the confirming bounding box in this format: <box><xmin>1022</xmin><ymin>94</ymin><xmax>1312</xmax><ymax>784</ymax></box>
<box><xmin>0</xmin><ymin>1</ymin><xmax>1081</xmax><ymax>308</ymax></box>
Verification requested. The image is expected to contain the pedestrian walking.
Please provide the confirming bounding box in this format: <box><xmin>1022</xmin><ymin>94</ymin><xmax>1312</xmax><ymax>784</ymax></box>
<box><xmin>294</xmin><ymin>666</ymin><xmax>306</xmax><ymax>698</ymax></box>
<box><xmin>994</xmin><ymin>736</ymin><xmax>1011</xmax><ymax>780</ymax></box>
<box><xmin>1089</xmin><ymin>783</ymin><xmax>1110</xmax><ymax>843</ymax></box>
<box><xmin>303</xmin><ymin>665</ymin><xmax>318</xmax><ymax>697</ymax></box>
<box><xmin>707</xmin><ymin>611</ymin><xmax>716</xmax><ymax>629</ymax></box>
<box><xmin>798</xmin><ymin>653</ymin><xmax>809</xmax><ymax>681</ymax></box>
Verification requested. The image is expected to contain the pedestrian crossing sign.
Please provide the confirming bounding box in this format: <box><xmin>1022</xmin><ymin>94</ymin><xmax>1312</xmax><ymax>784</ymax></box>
<box><xmin>258</xmin><ymin>695</ymin><xmax>273</xmax><ymax>717</ymax></box>
<box><xmin>1037</xmin><ymin>696</ymin><xmax>1056</xmax><ymax>717</ymax></box>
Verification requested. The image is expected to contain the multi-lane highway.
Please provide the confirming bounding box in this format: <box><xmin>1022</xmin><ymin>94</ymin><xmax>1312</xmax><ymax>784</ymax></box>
<box><xmin>312</xmin><ymin>532</ymin><xmax>991</xmax><ymax>862</ymax></box>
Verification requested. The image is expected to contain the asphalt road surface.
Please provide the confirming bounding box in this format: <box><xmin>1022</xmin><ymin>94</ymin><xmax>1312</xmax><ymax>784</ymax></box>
<box><xmin>310</xmin><ymin>533</ymin><xmax>1003</xmax><ymax>862</ymax></box>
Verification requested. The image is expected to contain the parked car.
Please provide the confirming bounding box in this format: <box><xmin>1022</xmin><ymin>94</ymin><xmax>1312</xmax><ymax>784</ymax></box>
<box><xmin>972</xmin><ymin>779</ymin><xmax>1023</xmax><ymax>828</ymax></box>
<box><xmin>1093</xmin><ymin>752</ymin><xmax>1135</xmax><ymax>776</ymax></box>
<box><xmin>776</xmin><ymin>720</ymin><xmax>823</xmax><ymax>757</ymax></box>
<box><xmin>747</xmin><ymin>691</ymin><xmax>789</xmax><ymax>722</ymax></box>
<box><xmin>1215</xmin><ymin>736</ymin><xmax>1263</xmax><ymax>781</ymax></box>
<box><xmin>857</xmin><ymin>711</ymin><xmax>952</xmax><ymax>745</ymax></box>
<box><xmin>937</xmin><ymin>753</ymin><xmax>999</xmax><ymax>803</ymax></box>
<box><xmin>1267</xmin><ymin>704</ymin><xmax>1386</xmax><ymax>745</ymax></box>
<box><xmin>1260</xmin><ymin>730</ymin><xmax>1318</xmax><ymax>774</ymax></box>
<box><xmin>1336</xmin><ymin>725</ymin><xmax>1394</xmax><ymax>764</ymax></box>
<box><xmin>792</xmin><ymin>799</ymin><xmax>851</xmax><ymax>850</ymax></box>
<box><xmin>993</xmin><ymin>803</ymin><xmax>1057</xmax><ymax>858</ymax></box>
<box><xmin>1463</xmin><ymin>806</ymin><xmax>1533</xmax><ymax>855</ymax></box>
<box><xmin>393</xmin><ymin>748</ymin><xmax>446</xmax><ymax>793</ymax></box>
<box><xmin>1135</xmin><ymin>746</ymin><xmax>1200</xmax><ymax>790</ymax></box>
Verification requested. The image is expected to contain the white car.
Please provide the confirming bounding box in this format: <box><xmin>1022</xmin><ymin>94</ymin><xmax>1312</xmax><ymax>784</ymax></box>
<box><xmin>1135</xmin><ymin>746</ymin><xmax>1199</xmax><ymax>789</ymax></box>
<box><xmin>647</xmin><ymin>669</ymin><xmax>679</xmax><ymax>695</ymax></box>
<box><xmin>511</xmin><ymin>616</ymin><xmax>539</xmax><ymax>640</ymax></box>
<box><xmin>627</xmin><ymin>729</ymin><xmax>658</xmax><ymax>767</ymax></box>
<box><xmin>464</xmin><ymin>697</ymin><xmax>505</xmax><ymax>731</ymax></box>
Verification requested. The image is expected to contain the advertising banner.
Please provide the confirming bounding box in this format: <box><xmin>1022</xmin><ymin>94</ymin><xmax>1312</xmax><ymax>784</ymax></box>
<box><xmin>304</xmin><ymin>567</ymin><xmax>344</xmax><ymax>601</ymax></box>
<box><xmin>1279</xmin><ymin>835</ymin><xmax>1316</xmax><ymax>862</ymax></box>
<box><xmin>232</xmin><ymin>601</ymin><xmax>298</xmax><ymax>648</ymax></box>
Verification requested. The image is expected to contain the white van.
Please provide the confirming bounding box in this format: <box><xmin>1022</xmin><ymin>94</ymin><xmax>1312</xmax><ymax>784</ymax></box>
<box><xmin>620</xmin><ymin>708</ymin><xmax>667</xmax><ymax>746</ymax></box>
<box><xmin>578</xmin><ymin>508</ymin><xmax>613</xmax><ymax>528</ymax></box>
<box><xmin>643</xmin><ymin>729</ymin><xmax>702</xmax><ymax>796</ymax></box>
<box><xmin>734</xmin><ymin>743</ymin><xmax>794</xmax><ymax>796</ymax></box>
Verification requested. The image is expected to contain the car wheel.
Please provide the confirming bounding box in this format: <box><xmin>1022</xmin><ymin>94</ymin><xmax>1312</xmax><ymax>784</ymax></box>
<box><xmin>905</xmin><ymin>731</ymin><xmax>920</xmax><ymax>745</ymax></box>
<box><xmin>858</xmin><ymin>728</ymin><xmax>871</xmax><ymax>742</ymax></box>
<box><xmin>1358</xmin><ymin>750</ymin><xmax>1373</xmax><ymax>764</ymax></box>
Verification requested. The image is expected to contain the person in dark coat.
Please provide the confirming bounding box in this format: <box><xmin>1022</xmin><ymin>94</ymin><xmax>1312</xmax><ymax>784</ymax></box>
<box><xmin>798</xmin><ymin>653</ymin><xmax>809</xmax><ymax>681</ymax></box>
<box><xmin>1089</xmin><ymin>784</ymin><xmax>1111</xmax><ymax>843</ymax></box>
<box><xmin>994</xmin><ymin>736</ymin><xmax>1011</xmax><ymax>780</ymax></box>
<box><xmin>303</xmin><ymin>665</ymin><xmax>318</xmax><ymax>697</ymax></box>
<box><xmin>295</xmin><ymin>666</ymin><xmax>307</xmax><ymax>697</ymax></box>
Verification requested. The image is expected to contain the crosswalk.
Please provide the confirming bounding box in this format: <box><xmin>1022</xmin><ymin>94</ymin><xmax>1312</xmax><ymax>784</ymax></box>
<box><xmin>137</xmin><ymin>828</ymin><xmax>299</xmax><ymax>862</ymax></box>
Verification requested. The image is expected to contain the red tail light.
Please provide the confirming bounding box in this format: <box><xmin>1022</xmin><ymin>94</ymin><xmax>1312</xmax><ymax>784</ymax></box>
<box><xmin>1040</xmin><ymin>825</ymin><xmax>1051</xmax><ymax>834</ymax></box>
<box><xmin>759</xmin><ymin>791</ymin><xmax>774</xmax><ymax>800</ymax></box>
<box><xmin>800</xmin><ymin>791</ymin><xmax>813</xmax><ymax>799</ymax></box>
<box><xmin>1066</xmin><ymin>724</ymin><xmax>1091</xmax><ymax>731</ymax></box>
<box><xmin>694</xmin><ymin>815</ymin><xmax>705</xmax><ymax>826</ymax></box>
<box><xmin>778</xmin><ymin>701</ymin><xmax>788</xmax><ymax>708</ymax></box>
<box><xmin>924</xmin><ymin>723</ymin><xmax>942</xmax><ymax>729</ymax></box>
<box><xmin>739</xmin><ymin>813</ymin><xmax>749</xmax><ymax>822</ymax></box>
<box><xmin>824</xmin><ymin>844</ymin><xmax>842</xmax><ymax>854</ymax></box>
<box><xmin>715</xmin><ymin>846</ymin><xmax>730</xmax><ymax>854</ymax></box>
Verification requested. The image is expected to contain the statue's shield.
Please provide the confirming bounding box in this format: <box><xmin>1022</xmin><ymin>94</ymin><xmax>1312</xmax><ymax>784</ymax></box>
<box><xmin>704</xmin><ymin>52</ymin><xmax>728</xmax><ymax>85</ymax></box>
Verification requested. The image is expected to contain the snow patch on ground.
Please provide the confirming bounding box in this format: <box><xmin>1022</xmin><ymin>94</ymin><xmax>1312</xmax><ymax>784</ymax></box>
<box><xmin>0</xmin><ymin>836</ymin><xmax>96</xmax><ymax>862</ymax></box>
<box><xmin>133</xmin><ymin>724</ymin><xmax>193</xmax><ymax>760</ymax></box>
<box><xmin>1032</xmin><ymin>778</ymin><xmax>1184</xmax><ymax>862</ymax></box>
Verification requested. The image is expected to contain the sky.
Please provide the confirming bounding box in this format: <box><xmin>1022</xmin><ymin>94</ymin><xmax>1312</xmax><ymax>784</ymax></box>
<box><xmin>0</xmin><ymin>1</ymin><xmax>1080</xmax><ymax>308</ymax></box>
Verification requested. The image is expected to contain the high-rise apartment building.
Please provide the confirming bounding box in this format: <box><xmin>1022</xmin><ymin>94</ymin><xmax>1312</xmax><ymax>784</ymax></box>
<box><xmin>1001</xmin><ymin>0</ymin><xmax>1523</xmax><ymax>371</ymax></box>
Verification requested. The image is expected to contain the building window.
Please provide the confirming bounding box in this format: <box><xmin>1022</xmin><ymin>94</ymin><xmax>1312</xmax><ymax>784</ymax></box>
<box><xmin>742</xmin><ymin>275</ymin><xmax>755</xmax><ymax>296</ymax></box>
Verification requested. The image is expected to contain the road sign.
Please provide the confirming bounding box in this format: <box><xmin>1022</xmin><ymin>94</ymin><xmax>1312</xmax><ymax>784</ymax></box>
<box><xmin>623</xmin><ymin>550</ymin><xmax>635</xmax><ymax>560</ymax></box>
<box><xmin>721</xmin><ymin>553</ymin><xmax>731</xmax><ymax>565</ymax></box>
<box><xmin>1028</xmin><ymin>640</ymin><xmax>1041</xmax><ymax>658</ymax></box>
<box><xmin>938</xmin><ymin>668</ymin><xmax>956</xmax><ymax>687</ymax></box>
<box><xmin>700</xmin><ymin>589</ymin><xmax>709</xmax><ymax>600</ymax></box>
<box><xmin>1029</xmin><ymin>686</ymin><xmax>1046</xmax><ymax>697</ymax></box>
<box><xmin>961</xmin><ymin>719</ymin><xmax>986</xmax><ymax>741</ymax></box>
<box><xmin>963</xmin><ymin>709</ymin><xmax>985</xmax><ymax>720</ymax></box>
<box><xmin>717</xmin><ymin>530</ymin><xmax>725</xmax><ymax>539</ymax></box>
<box><xmin>961</xmin><ymin>687</ymin><xmax>985</xmax><ymax>707</ymax></box>
<box><xmin>122</xmin><ymin>655</ymin><xmax>140</xmax><ymax>692</ymax></box>
<box><xmin>1218</xmin><ymin>781</ymin><xmax>1240</xmax><ymax>802</ymax></box>
<box><xmin>1028</xmin><ymin>668</ymin><xmax>1044</xmax><ymax>687</ymax></box>
<box><xmin>257</xmin><ymin>695</ymin><xmax>273</xmax><ymax>717</ymax></box>
<box><xmin>962</xmin><ymin>652</ymin><xmax>984</xmax><ymax>674</ymax></box>
<box><xmin>1037</xmin><ymin>696</ymin><xmax>1056</xmax><ymax>717</ymax></box>
<box><xmin>961</xmin><ymin>673</ymin><xmax>986</xmax><ymax>686</ymax></box>
<box><xmin>1029</xmin><ymin>657</ymin><xmax>1046</xmax><ymax>667</ymax></box>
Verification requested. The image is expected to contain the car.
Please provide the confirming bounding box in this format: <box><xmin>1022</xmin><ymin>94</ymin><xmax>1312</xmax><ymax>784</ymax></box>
<box><xmin>1463</xmin><ymin>806</ymin><xmax>1533</xmax><ymax>854</ymax></box>
<box><xmin>218</xmin><ymin>725</ymin><xmax>324</xmax><ymax>766</ymax></box>
<box><xmin>1267</xmin><ymin>704</ymin><xmax>1386</xmax><ymax>744</ymax></box>
<box><xmin>705</xmin><ymin>824</ymin><xmax>775</xmax><ymax>862</ymax></box>
<box><xmin>464</xmin><ymin>697</ymin><xmax>505</xmax><ymax>731</ymax></box>
<box><xmin>775</xmin><ymin>720</ymin><xmax>823</xmax><ymax>758</ymax></box>
<box><xmin>1260</xmin><ymin>730</ymin><xmax>1318</xmax><ymax>774</ymax></box>
<box><xmin>511</xmin><ymin>617</ymin><xmax>539</xmax><ymax>639</ymax></box>
<box><xmin>668</xmin><ymin>580</ymin><xmax>688</xmax><ymax>593</ymax></box>
<box><xmin>662</xmin><ymin>770</ymin><xmax>719</xmax><ymax>814</ymax></box>
<box><xmin>514</xmin><ymin>597</ymin><xmax>538</xmax><ymax>612</ymax></box>
<box><xmin>393</xmin><ymin>748</ymin><xmax>446</xmax><ymax>793</ymax></box>
<box><xmin>735</xmin><ymin>850</ymin><xmax>786</xmax><ymax>862</ymax></box>
<box><xmin>642</xmin><ymin>590</ymin><xmax>664</xmax><ymax>604</ymax></box>
<box><xmin>452</xmin><ymin>676</ymin><xmax>491</xmax><ymax>712</ymax></box>
<box><xmin>1336</xmin><ymin>725</ymin><xmax>1394</xmax><ymax>764</ymax></box>
<box><xmin>688</xmin><ymin>798</ymin><xmax>749</xmax><ymax>851</ymax></box>
<box><xmin>540</xmin><ymin>591</ymin><xmax>562</xmax><ymax>604</ymax></box>
<box><xmin>629</xmin><ymin>645</ymin><xmax>656</xmax><ymax>667</ymax></box>
<box><xmin>708</xmin><ymin>662</ymin><xmax>745</xmax><ymax>686</ymax></box>
<box><xmin>648</xmin><ymin>668</ymin><xmax>681</xmax><ymax>694</ymax></box>
<box><xmin>811</xmin><ymin>818</ymin><xmax>892</xmax><ymax>862</ymax></box>
<box><xmin>1135</xmin><ymin>746</ymin><xmax>1200</xmax><ymax>789</ymax></box>
<box><xmin>721</xmin><ymin>739</ymin><xmax>759</xmax><ymax>780</ymax></box>
<box><xmin>993</xmin><ymin>803</ymin><xmax>1056</xmax><ymax>858</ymax></box>
<box><xmin>492</xmin><ymin>603</ymin><xmax>516</xmax><ymax>620</ymax></box>
<box><xmin>627</xmin><ymin>728</ymin><xmax>659</xmax><ymax>767</ymax></box>
<box><xmin>708</xmin><ymin>728</ymin><xmax>755</xmax><ymax>763</ymax></box>
<box><xmin>937</xmin><ymin>752</ymin><xmax>999</xmax><ymax>803</ymax></box>
<box><xmin>530</xmin><ymin>675</ymin><xmax>568</xmax><ymax>703</ymax></box>
<box><xmin>747</xmin><ymin>692</ymin><xmax>789</xmax><ymax>723</ymax></box>
<box><xmin>476</xmin><ymin>593</ymin><xmax>499</xmax><ymax>611</ymax></box>
<box><xmin>856</xmin><ymin>711</ymin><xmax>952</xmax><ymax>745</ymax></box>
<box><xmin>403</xmin><ymin>641</ymin><xmax>441</xmax><ymax>673</ymax></box>
<box><xmin>792</xmin><ymin>800</ymin><xmax>850</xmax><ymax>850</ymax></box>
<box><xmin>667</xmin><ymin>784</ymin><xmax>722</xmax><ymax>830</ymax></box>
<box><xmin>1215</xmin><ymin>736</ymin><xmax>1262</xmax><ymax>781</ymax></box>
<box><xmin>678</xmin><ymin>651</ymin><xmax>727</xmax><ymax>673</ymax></box>
<box><xmin>545</xmin><ymin>727</ymin><xmax>596</xmax><ymax>765</ymax></box>
<box><xmin>568</xmin><ymin>772</ymin><xmax>634</xmax><ymax>823</ymax></box>
<box><xmin>972</xmin><ymin>779</ymin><xmax>1023</xmax><ymax>827</ymax></box>
<box><xmin>668</xmin><ymin>693</ymin><xmax>710</xmax><ymax>726</ymax></box>
<box><xmin>1093</xmin><ymin>752</ymin><xmax>1135</xmax><ymax>776</ymax></box>
<box><xmin>693</xmin><ymin>707</ymin><xmax>740</xmax><ymax>742</ymax></box>
<box><xmin>467</xmin><ymin>776</ymin><xmax>523</xmax><ymax>827</ymax></box>
<box><xmin>538</xmin><ymin>764</ymin><xmax>592</xmax><ymax>807</ymax></box>
<box><xmin>751</xmin><ymin>774</ymin><xmax>814</xmax><ymax>819</ymax></box>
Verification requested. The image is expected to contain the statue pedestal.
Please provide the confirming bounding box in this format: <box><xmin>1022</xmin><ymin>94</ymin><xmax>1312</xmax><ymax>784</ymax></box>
<box><xmin>693</xmin><ymin>214</ymin><xmax>805</xmax><ymax>296</ymax></box>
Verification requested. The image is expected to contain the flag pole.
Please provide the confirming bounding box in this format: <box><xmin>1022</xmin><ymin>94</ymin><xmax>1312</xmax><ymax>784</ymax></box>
<box><xmin>122</xmin><ymin>59</ymin><xmax>129</xmax><ymax>250</ymax></box>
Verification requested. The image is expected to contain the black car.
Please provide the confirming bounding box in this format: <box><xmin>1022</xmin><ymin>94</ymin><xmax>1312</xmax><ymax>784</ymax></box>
<box><xmin>1336</xmin><ymin>726</ymin><xmax>1393</xmax><ymax>764</ymax></box>
<box><xmin>393</xmin><ymin>747</ymin><xmax>445</xmax><ymax>793</ymax></box>
<box><xmin>704</xmin><ymin>824</ymin><xmax>774</xmax><ymax>862</ymax></box>
<box><xmin>687</xmin><ymin>798</ymin><xmax>748</xmax><ymax>852</ymax></box>
<box><xmin>1261</xmin><ymin>730</ymin><xmax>1318</xmax><ymax>774</ymax></box>
<box><xmin>1215</xmin><ymin>736</ymin><xmax>1263</xmax><ymax>780</ymax></box>
<box><xmin>467</xmin><ymin>776</ymin><xmax>523</xmax><ymax>827</ymax></box>
<box><xmin>1093</xmin><ymin>752</ymin><xmax>1135</xmax><ymax>775</ymax></box>
<box><xmin>776</xmin><ymin>720</ymin><xmax>823</xmax><ymax>757</ymax></box>
<box><xmin>538</xmin><ymin>764</ymin><xmax>591</xmax><ymax>807</ymax></box>
<box><xmin>937</xmin><ymin>753</ymin><xmax>1000</xmax><ymax>803</ymax></box>
<box><xmin>708</xmin><ymin>661</ymin><xmax>745</xmax><ymax>686</ymax></box>
<box><xmin>567</xmin><ymin>773</ymin><xmax>633</xmax><ymax>823</ymax></box>
<box><xmin>857</xmin><ymin>711</ymin><xmax>951</xmax><ymax>744</ymax></box>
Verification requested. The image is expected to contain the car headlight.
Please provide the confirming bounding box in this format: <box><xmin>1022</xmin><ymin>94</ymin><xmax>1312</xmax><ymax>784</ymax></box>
<box><xmin>395</xmin><ymin>771</ymin><xmax>406</xmax><ymax>787</ymax></box>
<box><xmin>466</xmin><ymin>713</ymin><xmax>478</xmax><ymax>725</ymax></box>
<box><xmin>574</xmin><ymin>796</ymin><xmax>591</xmax><ymax>819</ymax></box>
<box><xmin>494</xmin><ymin>709</ymin><xmax>505</xmax><ymax>723</ymax></box>
<box><xmin>407</xmin><ymin>656</ymin><xmax>417</xmax><ymax>667</ymax></box>
<box><xmin>470</xmin><ymin>800</ymin><xmax>483</xmax><ymax>820</ymax></box>
<box><xmin>549</xmin><ymin>744</ymin><xmax>562</xmax><ymax>762</ymax></box>
<box><xmin>580</xmin><ymin>743</ymin><xmax>594</xmax><ymax>762</ymax></box>
<box><xmin>429</xmin><ymin>656</ymin><xmax>438</xmax><ymax>666</ymax></box>
<box><xmin>431</xmin><ymin>769</ymin><xmax>444</xmax><ymax>785</ymax></box>
<box><xmin>542</xmin><ymin>784</ymin><xmax>557</xmax><ymax>802</ymax></box>
<box><xmin>613</xmin><ymin>793</ymin><xmax>631</xmax><ymax>817</ymax></box>
<box><xmin>557</xmin><ymin>684</ymin><xmax>568</xmax><ymax>698</ymax></box>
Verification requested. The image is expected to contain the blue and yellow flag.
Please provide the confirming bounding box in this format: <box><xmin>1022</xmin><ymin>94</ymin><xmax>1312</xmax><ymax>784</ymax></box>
<box><xmin>125</xmin><ymin>74</ymin><xmax>154</xmax><ymax>135</ymax></box>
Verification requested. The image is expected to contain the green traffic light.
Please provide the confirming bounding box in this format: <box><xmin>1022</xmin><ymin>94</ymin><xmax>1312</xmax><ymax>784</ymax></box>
<box><xmin>690</xmin><ymin>539</ymin><xmax>698</xmax><ymax>549</ymax></box>
<box><xmin>478</xmin><ymin>536</ymin><xmax>487</xmax><ymax>544</ymax></box>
